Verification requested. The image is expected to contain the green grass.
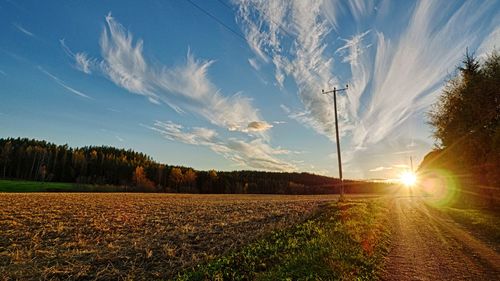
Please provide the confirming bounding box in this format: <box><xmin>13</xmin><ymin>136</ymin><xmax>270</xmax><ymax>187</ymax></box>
<box><xmin>438</xmin><ymin>206</ymin><xmax>500</xmax><ymax>249</ymax></box>
<box><xmin>0</xmin><ymin>179</ymin><xmax>124</xmax><ymax>192</ymax></box>
<box><xmin>176</xmin><ymin>199</ymin><xmax>391</xmax><ymax>281</ymax></box>
<box><xmin>0</xmin><ymin>179</ymin><xmax>77</xmax><ymax>192</ymax></box>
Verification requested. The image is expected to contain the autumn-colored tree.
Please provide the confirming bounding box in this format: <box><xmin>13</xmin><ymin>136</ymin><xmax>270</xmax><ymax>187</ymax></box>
<box><xmin>169</xmin><ymin>167</ymin><xmax>183</xmax><ymax>192</ymax></box>
<box><xmin>182</xmin><ymin>168</ymin><xmax>197</xmax><ymax>192</ymax></box>
<box><xmin>208</xmin><ymin>169</ymin><xmax>217</xmax><ymax>181</ymax></box>
<box><xmin>184</xmin><ymin>169</ymin><xmax>197</xmax><ymax>185</ymax></box>
<box><xmin>133</xmin><ymin>166</ymin><xmax>155</xmax><ymax>191</ymax></box>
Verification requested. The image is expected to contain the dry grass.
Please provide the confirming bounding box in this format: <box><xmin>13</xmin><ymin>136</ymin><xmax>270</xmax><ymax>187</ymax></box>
<box><xmin>0</xmin><ymin>193</ymin><xmax>337</xmax><ymax>280</ymax></box>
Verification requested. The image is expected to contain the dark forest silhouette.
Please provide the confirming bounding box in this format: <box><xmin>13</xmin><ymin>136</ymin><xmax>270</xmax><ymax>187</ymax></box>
<box><xmin>420</xmin><ymin>50</ymin><xmax>500</xmax><ymax>206</ymax></box>
<box><xmin>0</xmin><ymin>137</ymin><xmax>388</xmax><ymax>194</ymax></box>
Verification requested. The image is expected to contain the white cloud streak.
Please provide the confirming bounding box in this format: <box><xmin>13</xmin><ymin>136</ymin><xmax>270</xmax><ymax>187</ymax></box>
<box><xmin>234</xmin><ymin>0</ymin><xmax>351</xmax><ymax>142</ymax></box>
<box><xmin>349</xmin><ymin>1</ymin><xmax>498</xmax><ymax>148</ymax></box>
<box><xmin>66</xmin><ymin>13</ymin><xmax>289</xmax><ymax>170</ymax></box>
<box><xmin>76</xmin><ymin>13</ymin><xmax>271</xmax><ymax>134</ymax></box>
<box><xmin>149</xmin><ymin>121</ymin><xmax>296</xmax><ymax>171</ymax></box>
<box><xmin>13</xmin><ymin>23</ymin><xmax>35</xmax><ymax>37</ymax></box>
<box><xmin>369</xmin><ymin>166</ymin><xmax>392</xmax><ymax>172</ymax></box>
<box><xmin>336</xmin><ymin>30</ymin><xmax>371</xmax><ymax>66</ymax></box>
<box><xmin>37</xmin><ymin>66</ymin><xmax>92</xmax><ymax>99</ymax></box>
<box><xmin>60</xmin><ymin>39</ymin><xmax>94</xmax><ymax>74</ymax></box>
<box><xmin>478</xmin><ymin>25</ymin><xmax>500</xmax><ymax>58</ymax></box>
<box><xmin>248</xmin><ymin>57</ymin><xmax>260</xmax><ymax>70</ymax></box>
<box><xmin>75</xmin><ymin>53</ymin><xmax>93</xmax><ymax>74</ymax></box>
<box><xmin>234</xmin><ymin>0</ymin><xmax>499</xmax><ymax>162</ymax></box>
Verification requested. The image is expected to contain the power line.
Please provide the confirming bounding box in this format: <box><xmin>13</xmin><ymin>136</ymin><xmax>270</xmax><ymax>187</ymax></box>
<box><xmin>183</xmin><ymin>0</ymin><xmax>248</xmax><ymax>43</ymax></box>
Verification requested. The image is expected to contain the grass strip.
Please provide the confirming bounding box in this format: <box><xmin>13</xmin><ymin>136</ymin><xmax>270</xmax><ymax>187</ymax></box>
<box><xmin>176</xmin><ymin>199</ymin><xmax>391</xmax><ymax>281</ymax></box>
<box><xmin>0</xmin><ymin>179</ymin><xmax>75</xmax><ymax>192</ymax></box>
<box><xmin>0</xmin><ymin>179</ymin><xmax>126</xmax><ymax>192</ymax></box>
<box><xmin>436</xmin><ymin>206</ymin><xmax>500</xmax><ymax>249</ymax></box>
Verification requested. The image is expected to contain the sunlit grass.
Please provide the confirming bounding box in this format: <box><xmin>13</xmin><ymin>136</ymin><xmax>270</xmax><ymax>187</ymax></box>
<box><xmin>432</xmin><ymin>205</ymin><xmax>500</xmax><ymax>249</ymax></box>
<box><xmin>177</xmin><ymin>199</ymin><xmax>391</xmax><ymax>280</ymax></box>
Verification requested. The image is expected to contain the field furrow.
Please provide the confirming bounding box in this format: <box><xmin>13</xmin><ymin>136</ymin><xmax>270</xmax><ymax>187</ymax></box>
<box><xmin>0</xmin><ymin>193</ymin><xmax>337</xmax><ymax>280</ymax></box>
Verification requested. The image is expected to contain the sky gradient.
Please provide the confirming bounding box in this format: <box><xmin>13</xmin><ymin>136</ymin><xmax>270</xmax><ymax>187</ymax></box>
<box><xmin>1</xmin><ymin>0</ymin><xmax>499</xmax><ymax>179</ymax></box>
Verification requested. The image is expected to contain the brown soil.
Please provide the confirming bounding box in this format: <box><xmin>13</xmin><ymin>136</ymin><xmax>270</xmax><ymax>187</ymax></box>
<box><xmin>0</xmin><ymin>193</ymin><xmax>337</xmax><ymax>280</ymax></box>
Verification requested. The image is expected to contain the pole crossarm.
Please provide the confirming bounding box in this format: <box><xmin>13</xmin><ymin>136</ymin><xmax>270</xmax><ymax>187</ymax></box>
<box><xmin>322</xmin><ymin>85</ymin><xmax>349</xmax><ymax>95</ymax></box>
<box><xmin>321</xmin><ymin>85</ymin><xmax>348</xmax><ymax>199</ymax></box>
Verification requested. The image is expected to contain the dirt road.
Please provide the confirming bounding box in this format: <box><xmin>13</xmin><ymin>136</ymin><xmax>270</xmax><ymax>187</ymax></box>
<box><xmin>383</xmin><ymin>197</ymin><xmax>500</xmax><ymax>280</ymax></box>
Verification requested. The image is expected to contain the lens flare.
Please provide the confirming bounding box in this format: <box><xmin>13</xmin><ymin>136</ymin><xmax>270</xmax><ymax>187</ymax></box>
<box><xmin>420</xmin><ymin>169</ymin><xmax>459</xmax><ymax>206</ymax></box>
<box><xmin>400</xmin><ymin>171</ymin><xmax>417</xmax><ymax>187</ymax></box>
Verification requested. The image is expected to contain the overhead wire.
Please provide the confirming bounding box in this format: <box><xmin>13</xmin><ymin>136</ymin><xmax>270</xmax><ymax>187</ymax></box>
<box><xmin>185</xmin><ymin>0</ymin><xmax>380</xmax><ymax>136</ymax></box>
<box><xmin>182</xmin><ymin>0</ymin><xmax>248</xmax><ymax>43</ymax></box>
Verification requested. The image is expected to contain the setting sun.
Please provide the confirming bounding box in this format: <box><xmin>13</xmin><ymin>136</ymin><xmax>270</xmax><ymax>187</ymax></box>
<box><xmin>400</xmin><ymin>171</ymin><xmax>417</xmax><ymax>187</ymax></box>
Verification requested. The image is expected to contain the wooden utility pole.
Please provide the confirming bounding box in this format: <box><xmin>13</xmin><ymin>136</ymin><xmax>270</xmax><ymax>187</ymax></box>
<box><xmin>322</xmin><ymin>85</ymin><xmax>348</xmax><ymax>199</ymax></box>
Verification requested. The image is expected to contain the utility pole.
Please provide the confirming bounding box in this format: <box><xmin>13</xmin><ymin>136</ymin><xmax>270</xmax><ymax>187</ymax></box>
<box><xmin>322</xmin><ymin>85</ymin><xmax>348</xmax><ymax>199</ymax></box>
<box><xmin>410</xmin><ymin>156</ymin><xmax>414</xmax><ymax>172</ymax></box>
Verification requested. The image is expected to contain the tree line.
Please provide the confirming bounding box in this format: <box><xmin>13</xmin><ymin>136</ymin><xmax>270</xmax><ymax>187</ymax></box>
<box><xmin>0</xmin><ymin>137</ymin><xmax>388</xmax><ymax>194</ymax></box>
<box><xmin>421</xmin><ymin>50</ymin><xmax>499</xmax><ymax>206</ymax></box>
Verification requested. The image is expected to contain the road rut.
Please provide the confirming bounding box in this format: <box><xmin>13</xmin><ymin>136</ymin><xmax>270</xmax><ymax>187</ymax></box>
<box><xmin>383</xmin><ymin>197</ymin><xmax>500</xmax><ymax>280</ymax></box>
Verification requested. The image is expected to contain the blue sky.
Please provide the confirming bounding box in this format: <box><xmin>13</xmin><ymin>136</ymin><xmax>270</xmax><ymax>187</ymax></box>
<box><xmin>1</xmin><ymin>0</ymin><xmax>499</xmax><ymax>179</ymax></box>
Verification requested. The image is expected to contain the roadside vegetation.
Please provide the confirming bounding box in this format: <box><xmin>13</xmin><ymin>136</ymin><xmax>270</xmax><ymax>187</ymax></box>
<box><xmin>428</xmin><ymin>204</ymin><xmax>500</xmax><ymax>251</ymax></box>
<box><xmin>177</xmin><ymin>199</ymin><xmax>391</xmax><ymax>280</ymax></box>
<box><xmin>421</xmin><ymin>50</ymin><xmax>500</xmax><ymax>207</ymax></box>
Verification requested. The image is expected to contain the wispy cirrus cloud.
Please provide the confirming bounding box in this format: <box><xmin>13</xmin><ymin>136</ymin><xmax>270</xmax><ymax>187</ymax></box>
<box><xmin>347</xmin><ymin>1</ymin><xmax>499</xmax><ymax>148</ymax></box>
<box><xmin>60</xmin><ymin>39</ymin><xmax>94</xmax><ymax>74</ymax></box>
<box><xmin>148</xmin><ymin>121</ymin><xmax>296</xmax><ymax>171</ymax></box>
<box><xmin>248</xmin><ymin>57</ymin><xmax>260</xmax><ymax>70</ymax></box>
<box><xmin>13</xmin><ymin>23</ymin><xmax>35</xmax><ymax>37</ymax></box>
<box><xmin>336</xmin><ymin>30</ymin><xmax>371</xmax><ymax>66</ymax></box>
<box><xmin>37</xmin><ymin>66</ymin><xmax>92</xmax><ymax>99</ymax></box>
<box><xmin>234</xmin><ymin>0</ymin><xmax>351</xmax><ymax>143</ymax></box>
<box><xmin>70</xmin><ymin>13</ymin><xmax>271</xmax><ymax>134</ymax></box>
<box><xmin>75</xmin><ymin>53</ymin><xmax>93</xmax><ymax>74</ymax></box>
<box><xmin>100</xmin><ymin>128</ymin><xmax>125</xmax><ymax>143</ymax></box>
<box><xmin>369</xmin><ymin>166</ymin><xmax>392</xmax><ymax>172</ymax></box>
<box><xmin>233</xmin><ymin>0</ymin><xmax>499</xmax><ymax>170</ymax></box>
<box><xmin>64</xmin><ymin>13</ymin><xmax>294</xmax><ymax>171</ymax></box>
<box><xmin>478</xmin><ymin>25</ymin><xmax>500</xmax><ymax>58</ymax></box>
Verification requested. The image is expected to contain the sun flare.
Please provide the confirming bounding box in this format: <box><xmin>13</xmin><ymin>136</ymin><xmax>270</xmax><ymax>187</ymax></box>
<box><xmin>400</xmin><ymin>171</ymin><xmax>417</xmax><ymax>187</ymax></box>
